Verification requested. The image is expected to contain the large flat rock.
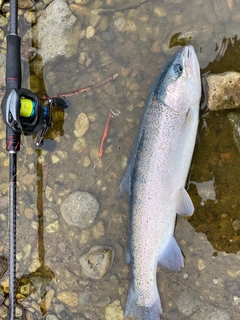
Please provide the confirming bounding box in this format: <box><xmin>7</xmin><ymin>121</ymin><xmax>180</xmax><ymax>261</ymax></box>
<box><xmin>206</xmin><ymin>72</ymin><xmax>240</xmax><ymax>111</ymax></box>
<box><xmin>37</xmin><ymin>0</ymin><xmax>80</xmax><ymax>67</ymax></box>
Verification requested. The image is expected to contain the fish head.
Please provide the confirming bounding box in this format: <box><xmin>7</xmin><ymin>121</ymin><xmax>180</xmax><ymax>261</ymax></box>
<box><xmin>156</xmin><ymin>45</ymin><xmax>201</xmax><ymax>113</ymax></box>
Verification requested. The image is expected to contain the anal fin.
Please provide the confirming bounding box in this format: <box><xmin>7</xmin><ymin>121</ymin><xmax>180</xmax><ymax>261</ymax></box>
<box><xmin>176</xmin><ymin>187</ymin><xmax>194</xmax><ymax>216</ymax></box>
<box><xmin>158</xmin><ymin>236</ymin><xmax>184</xmax><ymax>272</ymax></box>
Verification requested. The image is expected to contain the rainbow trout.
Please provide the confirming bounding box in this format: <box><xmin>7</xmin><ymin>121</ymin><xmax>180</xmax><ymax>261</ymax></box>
<box><xmin>119</xmin><ymin>45</ymin><xmax>201</xmax><ymax>319</ymax></box>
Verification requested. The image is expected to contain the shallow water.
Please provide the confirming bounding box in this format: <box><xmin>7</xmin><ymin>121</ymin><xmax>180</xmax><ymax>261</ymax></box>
<box><xmin>1</xmin><ymin>0</ymin><xmax>240</xmax><ymax>319</ymax></box>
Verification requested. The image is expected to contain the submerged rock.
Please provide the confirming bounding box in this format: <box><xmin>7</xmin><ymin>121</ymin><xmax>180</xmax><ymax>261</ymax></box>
<box><xmin>213</xmin><ymin>0</ymin><xmax>230</xmax><ymax>22</ymax></box>
<box><xmin>232</xmin><ymin>218</ymin><xmax>240</xmax><ymax>231</ymax></box>
<box><xmin>0</xmin><ymin>52</ymin><xmax>6</xmax><ymax>89</ymax></box>
<box><xmin>0</xmin><ymin>291</ymin><xmax>4</xmax><ymax>305</ymax></box>
<box><xmin>37</xmin><ymin>0</ymin><xmax>80</xmax><ymax>67</ymax></box>
<box><xmin>56</xmin><ymin>290</ymin><xmax>79</xmax><ymax>307</ymax></box>
<box><xmin>19</xmin><ymin>0</ymin><xmax>34</xmax><ymax>10</ymax></box>
<box><xmin>29</xmin><ymin>275</ymin><xmax>52</xmax><ymax>297</ymax></box>
<box><xmin>0</xmin><ymin>305</ymin><xmax>8</xmax><ymax>318</ymax></box>
<box><xmin>206</xmin><ymin>72</ymin><xmax>240</xmax><ymax>111</ymax></box>
<box><xmin>0</xmin><ymin>256</ymin><xmax>7</xmax><ymax>278</ymax></box>
<box><xmin>79</xmin><ymin>245</ymin><xmax>114</xmax><ymax>279</ymax></box>
<box><xmin>74</xmin><ymin>0</ymin><xmax>90</xmax><ymax>4</ymax></box>
<box><xmin>74</xmin><ymin>113</ymin><xmax>90</xmax><ymax>138</ymax></box>
<box><xmin>176</xmin><ymin>291</ymin><xmax>202</xmax><ymax>316</ymax></box>
<box><xmin>60</xmin><ymin>191</ymin><xmax>99</xmax><ymax>228</ymax></box>
<box><xmin>46</xmin><ymin>315</ymin><xmax>59</xmax><ymax>320</ymax></box>
<box><xmin>105</xmin><ymin>300</ymin><xmax>124</xmax><ymax>320</ymax></box>
<box><xmin>43</xmin><ymin>288</ymin><xmax>55</xmax><ymax>311</ymax></box>
<box><xmin>227</xmin><ymin>111</ymin><xmax>240</xmax><ymax>151</ymax></box>
<box><xmin>0</xmin><ymin>196</ymin><xmax>8</xmax><ymax>210</ymax></box>
<box><xmin>190</xmin><ymin>305</ymin><xmax>230</xmax><ymax>320</ymax></box>
<box><xmin>79</xmin><ymin>286</ymin><xmax>91</xmax><ymax>305</ymax></box>
<box><xmin>20</xmin><ymin>281</ymin><xmax>33</xmax><ymax>296</ymax></box>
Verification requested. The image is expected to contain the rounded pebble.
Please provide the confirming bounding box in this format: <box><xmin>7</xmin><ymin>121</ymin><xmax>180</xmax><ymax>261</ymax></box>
<box><xmin>0</xmin><ymin>256</ymin><xmax>8</xmax><ymax>278</ymax></box>
<box><xmin>24</xmin><ymin>10</ymin><xmax>36</xmax><ymax>24</ymax></box>
<box><xmin>105</xmin><ymin>300</ymin><xmax>124</xmax><ymax>320</ymax></box>
<box><xmin>0</xmin><ymin>305</ymin><xmax>8</xmax><ymax>318</ymax></box>
<box><xmin>74</xmin><ymin>0</ymin><xmax>89</xmax><ymax>4</ymax></box>
<box><xmin>232</xmin><ymin>218</ymin><xmax>240</xmax><ymax>231</ymax></box>
<box><xmin>85</xmin><ymin>26</ymin><xmax>95</xmax><ymax>39</ymax></box>
<box><xmin>73</xmin><ymin>137</ymin><xmax>86</xmax><ymax>152</ymax></box>
<box><xmin>74</xmin><ymin>113</ymin><xmax>90</xmax><ymax>138</ymax></box>
<box><xmin>16</xmin><ymin>305</ymin><xmax>23</xmax><ymax>318</ymax></box>
<box><xmin>123</xmin><ymin>20</ymin><xmax>137</xmax><ymax>32</ymax></box>
<box><xmin>113</xmin><ymin>17</ymin><xmax>126</xmax><ymax>32</ymax></box>
<box><xmin>44</xmin><ymin>288</ymin><xmax>55</xmax><ymax>311</ymax></box>
<box><xmin>0</xmin><ymin>53</ymin><xmax>6</xmax><ymax>67</ymax></box>
<box><xmin>92</xmin><ymin>221</ymin><xmax>105</xmax><ymax>239</ymax></box>
<box><xmin>46</xmin><ymin>315</ymin><xmax>59</xmax><ymax>320</ymax></box>
<box><xmin>79</xmin><ymin>286</ymin><xmax>91</xmax><ymax>305</ymax></box>
<box><xmin>60</xmin><ymin>191</ymin><xmax>99</xmax><ymax>228</ymax></box>
<box><xmin>57</xmin><ymin>291</ymin><xmax>78</xmax><ymax>307</ymax></box>
<box><xmin>0</xmin><ymin>15</ymin><xmax>8</xmax><ymax>28</ymax></box>
<box><xmin>151</xmin><ymin>39</ymin><xmax>161</xmax><ymax>53</ymax></box>
<box><xmin>101</xmin><ymin>31</ymin><xmax>115</xmax><ymax>41</ymax></box>
<box><xmin>198</xmin><ymin>258</ymin><xmax>206</xmax><ymax>270</ymax></box>
<box><xmin>24</xmin><ymin>207</ymin><xmax>34</xmax><ymax>220</ymax></box>
<box><xmin>46</xmin><ymin>220</ymin><xmax>59</xmax><ymax>233</ymax></box>
<box><xmin>176</xmin><ymin>291</ymin><xmax>200</xmax><ymax>316</ymax></box>
<box><xmin>25</xmin><ymin>311</ymin><xmax>34</xmax><ymax>320</ymax></box>
<box><xmin>19</xmin><ymin>0</ymin><xmax>34</xmax><ymax>10</ymax></box>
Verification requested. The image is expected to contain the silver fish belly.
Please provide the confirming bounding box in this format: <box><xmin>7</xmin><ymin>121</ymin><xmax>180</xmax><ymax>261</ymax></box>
<box><xmin>121</xmin><ymin>45</ymin><xmax>201</xmax><ymax>320</ymax></box>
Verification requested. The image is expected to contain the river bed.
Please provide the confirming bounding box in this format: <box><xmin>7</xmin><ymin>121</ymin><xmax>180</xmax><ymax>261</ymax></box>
<box><xmin>0</xmin><ymin>0</ymin><xmax>240</xmax><ymax>319</ymax></box>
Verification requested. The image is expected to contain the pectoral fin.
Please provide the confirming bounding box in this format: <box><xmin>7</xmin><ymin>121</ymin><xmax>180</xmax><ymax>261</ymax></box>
<box><xmin>176</xmin><ymin>187</ymin><xmax>194</xmax><ymax>216</ymax></box>
<box><xmin>118</xmin><ymin>171</ymin><xmax>131</xmax><ymax>198</ymax></box>
<box><xmin>126</xmin><ymin>249</ymin><xmax>131</xmax><ymax>264</ymax></box>
<box><xmin>158</xmin><ymin>236</ymin><xmax>184</xmax><ymax>271</ymax></box>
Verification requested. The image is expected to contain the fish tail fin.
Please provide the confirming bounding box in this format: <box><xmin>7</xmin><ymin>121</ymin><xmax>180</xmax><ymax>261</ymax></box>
<box><xmin>124</xmin><ymin>285</ymin><xmax>162</xmax><ymax>320</ymax></box>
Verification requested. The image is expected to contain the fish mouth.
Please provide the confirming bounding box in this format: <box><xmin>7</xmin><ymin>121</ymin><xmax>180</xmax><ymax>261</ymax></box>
<box><xmin>186</xmin><ymin>44</ymin><xmax>193</xmax><ymax>58</ymax></box>
<box><xmin>184</xmin><ymin>45</ymin><xmax>200</xmax><ymax>78</ymax></box>
<box><xmin>184</xmin><ymin>45</ymin><xmax>193</xmax><ymax>76</ymax></box>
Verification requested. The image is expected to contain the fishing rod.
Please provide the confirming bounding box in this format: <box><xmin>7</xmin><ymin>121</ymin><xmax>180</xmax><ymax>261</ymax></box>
<box><xmin>1</xmin><ymin>1</ymin><xmax>69</xmax><ymax>318</ymax></box>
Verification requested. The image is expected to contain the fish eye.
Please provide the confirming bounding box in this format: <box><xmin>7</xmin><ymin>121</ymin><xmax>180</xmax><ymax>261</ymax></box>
<box><xmin>173</xmin><ymin>63</ymin><xmax>183</xmax><ymax>77</ymax></box>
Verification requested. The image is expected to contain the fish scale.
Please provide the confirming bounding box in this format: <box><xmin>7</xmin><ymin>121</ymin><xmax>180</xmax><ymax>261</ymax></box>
<box><xmin>119</xmin><ymin>45</ymin><xmax>201</xmax><ymax>320</ymax></box>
